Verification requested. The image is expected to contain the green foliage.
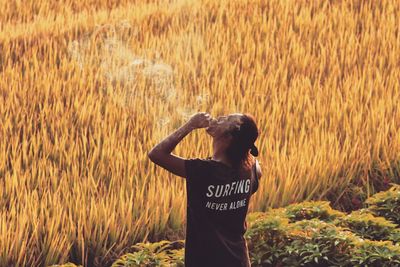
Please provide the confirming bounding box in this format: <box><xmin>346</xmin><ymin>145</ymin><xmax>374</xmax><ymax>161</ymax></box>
<box><xmin>246</xmin><ymin>211</ymin><xmax>271</xmax><ymax>228</ymax></box>
<box><xmin>108</xmin><ymin>186</ymin><xmax>400</xmax><ymax>267</ymax></box>
<box><xmin>365</xmin><ymin>184</ymin><xmax>400</xmax><ymax>225</ymax></box>
<box><xmin>388</xmin><ymin>229</ymin><xmax>400</xmax><ymax>244</ymax></box>
<box><xmin>350</xmin><ymin>240</ymin><xmax>400</xmax><ymax>267</ymax></box>
<box><xmin>244</xmin><ymin>192</ymin><xmax>400</xmax><ymax>267</ymax></box>
<box><xmin>111</xmin><ymin>240</ymin><xmax>184</xmax><ymax>267</ymax></box>
<box><xmin>245</xmin><ymin>213</ymin><xmax>400</xmax><ymax>267</ymax></box>
<box><xmin>244</xmin><ymin>213</ymin><xmax>291</xmax><ymax>266</ymax></box>
<box><xmin>336</xmin><ymin>210</ymin><xmax>399</xmax><ymax>241</ymax></box>
<box><xmin>281</xmin><ymin>219</ymin><xmax>356</xmax><ymax>267</ymax></box>
<box><xmin>244</xmin><ymin>212</ymin><xmax>359</xmax><ymax>267</ymax></box>
<box><xmin>284</xmin><ymin>201</ymin><xmax>345</xmax><ymax>223</ymax></box>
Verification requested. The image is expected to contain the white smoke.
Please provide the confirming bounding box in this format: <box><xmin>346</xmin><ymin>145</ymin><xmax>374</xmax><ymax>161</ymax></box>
<box><xmin>67</xmin><ymin>21</ymin><xmax>212</xmax><ymax>130</ymax></box>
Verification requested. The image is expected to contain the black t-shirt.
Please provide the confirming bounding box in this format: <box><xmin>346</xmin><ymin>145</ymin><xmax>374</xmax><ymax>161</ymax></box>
<box><xmin>184</xmin><ymin>156</ymin><xmax>259</xmax><ymax>267</ymax></box>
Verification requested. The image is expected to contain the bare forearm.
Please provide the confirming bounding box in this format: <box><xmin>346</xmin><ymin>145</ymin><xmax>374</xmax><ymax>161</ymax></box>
<box><xmin>149</xmin><ymin>121</ymin><xmax>195</xmax><ymax>156</ymax></box>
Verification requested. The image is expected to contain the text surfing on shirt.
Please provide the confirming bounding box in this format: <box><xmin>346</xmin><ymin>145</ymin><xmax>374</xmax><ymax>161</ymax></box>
<box><xmin>205</xmin><ymin>179</ymin><xmax>250</xmax><ymax>211</ymax></box>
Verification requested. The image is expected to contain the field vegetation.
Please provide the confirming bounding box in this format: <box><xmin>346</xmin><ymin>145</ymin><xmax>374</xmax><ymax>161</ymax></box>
<box><xmin>1</xmin><ymin>0</ymin><xmax>399</xmax><ymax>266</ymax></box>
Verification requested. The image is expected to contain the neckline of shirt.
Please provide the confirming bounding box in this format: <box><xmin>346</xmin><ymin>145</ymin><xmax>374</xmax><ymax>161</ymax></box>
<box><xmin>206</xmin><ymin>156</ymin><xmax>233</xmax><ymax>170</ymax></box>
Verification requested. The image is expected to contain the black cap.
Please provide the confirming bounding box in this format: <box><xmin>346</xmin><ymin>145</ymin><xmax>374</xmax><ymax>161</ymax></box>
<box><xmin>250</xmin><ymin>144</ymin><xmax>258</xmax><ymax>157</ymax></box>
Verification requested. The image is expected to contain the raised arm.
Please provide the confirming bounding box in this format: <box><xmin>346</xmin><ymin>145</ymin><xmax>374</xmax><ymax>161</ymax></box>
<box><xmin>148</xmin><ymin>112</ymin><xmax>212</xmax><ymax>178</ymax></box>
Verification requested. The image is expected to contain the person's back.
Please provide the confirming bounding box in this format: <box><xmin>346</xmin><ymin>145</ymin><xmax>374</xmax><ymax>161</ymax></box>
<box><xmin>147</xmin><ymin>112</ymin><xmax>261</xmax><ymax>267</ymax></box>
<box><xmin>184</xmin><ymin>156</ymin><xmax>260</xmax><ymax>267</ymax></box>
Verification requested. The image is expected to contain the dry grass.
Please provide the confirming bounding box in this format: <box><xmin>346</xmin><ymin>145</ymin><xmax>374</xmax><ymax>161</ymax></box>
<box><xmin>1</xmin><ymin>0</ymin><xmax>399</xmax><ymax>266</ymax></box>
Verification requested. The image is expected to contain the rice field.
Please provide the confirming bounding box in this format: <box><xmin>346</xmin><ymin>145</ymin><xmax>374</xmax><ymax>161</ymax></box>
<box><xmin>1</xmin><ymin>0</ymin><xmax>400</xmax><ymax>266</ymax></box>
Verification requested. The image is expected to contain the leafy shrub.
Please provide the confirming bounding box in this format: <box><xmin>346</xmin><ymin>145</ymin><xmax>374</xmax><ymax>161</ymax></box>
<box><xmin>244</xmin><ymin>195</ymin><xmax>400</xmax><ymax>267</ymax></box>
<box><xmin>111</xmin><ymin>240</ymin><xmax>184</xmax><ymax>267</ymax></box>
<box><xmin>280</xmin><ymin>219</ymin><xmax>357</xmax><ymax>267</ymax></box>
<box><xmin>112</xmin><ymin>186</ymin><xmax>400</xmax><ymax>267</ymax></box>
<box><xmin>284</xmin><ymin>201</ymin><xmax>345</xmax><ymax>223</ymax></box>
<box><xmin>350</xmin><ymin>239</ymin><xmax>400</xmax><ymax>267</ymax></box>
<box><xmin>365</xmin><ymin>184</ymin><xmax>400</xmax><ymax>225</ymax></box>
<box><xmin>246</xmin><ymin>211</ymin><xmax>272</xmax><ymax>228</ymax></box>
<box><xmin>388</xmin><ymin>229</ymin><xmax>400</xmax><ymax>244</ymax></box>
<box><xmin>336</xmin><ymin>210</ymin><xmax>399</xmax><ymax>241</ymax></box>
<box><xmin>244</xmin><ymin>213</ymin><xmax>291</xmax><ymax>266</ymax></box>
<box><xmin>245</xmin><ymin>214</ymin><xmax>357</xmax><ymax>267</ymax></box>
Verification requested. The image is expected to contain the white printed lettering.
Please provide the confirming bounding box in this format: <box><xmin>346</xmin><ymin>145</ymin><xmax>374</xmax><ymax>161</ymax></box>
<box><xmin>229</xmin><ymin>182</ymin><xmax>236</xmax><ymax>195</ymax></box>
<box><xmin>205</xmin><ymin>201</ymin><xmax>228</xmax><ymax>211</ymax></box>
<box><xmin>229</xmin><ymin>199</ymin><xmax>246</xmax><ymax>210</ymax></box>
<box><xmin>206</xmin><ymin>185</ymin><xmax>215</xmax><ymax>197</ymax></box>
<box><xmin>245</xmin><ymin>179</ymin><xmax>250</xmax><ymax>193</ymax></box>
<box><xmin>223</xmin><ymin>184</ymin><xmax>230</xmax><ymax>197</ymax></box>
<box><xmin>215</xmin><ymin>186</ymin><xmax>223</xmax><ymax>197</ymax></box>
<box><xmin>238</xmin><ymin>180</ymin><xmax>244</xmax><ymax>193</ymax></box>
<box><xmin>205</xmin><ymin>179</ymin><xmax>251</xmax><ymax>198</ymax></box>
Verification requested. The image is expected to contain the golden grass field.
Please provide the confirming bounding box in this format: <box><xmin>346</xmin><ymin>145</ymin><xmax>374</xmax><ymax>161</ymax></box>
<box><xmin>1</xmin><ymin>0</ymin><xmax>399</xmax><ymax>266</ymax></box>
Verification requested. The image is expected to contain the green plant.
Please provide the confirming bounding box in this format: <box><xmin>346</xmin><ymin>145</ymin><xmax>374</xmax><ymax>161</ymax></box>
<box><xmin>388</xmin><ymin>229</ymin><xmax>400</xmax><ymax>244</ymax></box>
<box><xmin>281</xmin><ymin>219</ymin><xmax>357</xmax><ymax>267</ymax></box>
<box><xmin>350</xmin><ymin>240</ymin><xmax>400</xmax><ymax>267</ymax></box>
<box><xmin>336</xmin><ymin>210</ymin><xmax>399</xmax><ymax>241</ymax></box>
<box><xmin>245</xmin><ymin>215</ymin><xmax>357</xmax><ymax>267</ymax></box>
<box><xmin>284</xmin><ymin>201</ymin><xmax>345</xmax><ymax>223</ymax></box>
<box><xmin>365</xmin><ymin>184</ymin><xmax>400</xmax><ymax>225</ymax></box>
<box><xmin>246</xmin><ymin>211</ymin><xmax>270</xmax><ymax>228</ymax></box>
<box><xmin>244</xmin><ymin>213</ymin><xmax>291</xmax><ymax>266</ymax></box>
<box><xmin>111</xmin><ymin>240</ymin><xmax>184</xmax><ymax>267</ymax></box>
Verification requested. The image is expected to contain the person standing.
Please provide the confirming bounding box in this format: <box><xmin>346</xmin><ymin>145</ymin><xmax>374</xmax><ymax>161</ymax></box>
<box><xmin>148</xmin><ymin>112</ymin><xmax>262</xmax><ymax>267</ymax></box>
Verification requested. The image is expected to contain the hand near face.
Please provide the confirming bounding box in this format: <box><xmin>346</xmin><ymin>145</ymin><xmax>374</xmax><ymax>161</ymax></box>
<box><xmin>187</xmin><ymin>112</ymin><xmax>213</xmax><ymax>129</ymax></box>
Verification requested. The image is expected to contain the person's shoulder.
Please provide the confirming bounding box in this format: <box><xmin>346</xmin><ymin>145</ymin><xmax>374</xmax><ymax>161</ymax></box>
<box><xmin>184</xmin><ymin>157</ymin><xmax>213</xmax><ymax>178</ymax></box>
<box><xmin>185</xmin><ymin>157</ymin><xmax>213</xmax><ymax>165</ymax></box>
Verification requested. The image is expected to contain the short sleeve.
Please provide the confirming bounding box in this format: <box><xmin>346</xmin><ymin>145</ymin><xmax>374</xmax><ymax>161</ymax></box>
<box><xmin>184</xmin><ymin>158</ymin><xmax>209</xmax><ymax>182</ymax></box>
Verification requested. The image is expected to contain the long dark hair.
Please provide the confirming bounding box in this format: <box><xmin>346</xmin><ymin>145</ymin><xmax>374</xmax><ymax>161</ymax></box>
<box><xmin>224</xmin><ymin>113</ymin><xmax>259</xmax><ymax>176</ymax></box>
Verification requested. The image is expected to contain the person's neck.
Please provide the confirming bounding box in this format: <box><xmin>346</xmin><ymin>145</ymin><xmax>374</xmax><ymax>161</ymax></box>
<box><xmin>211</xmin><ymin>152</ymin><xmax>232</xmax><ymax>168</ymax></box>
